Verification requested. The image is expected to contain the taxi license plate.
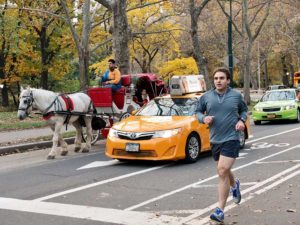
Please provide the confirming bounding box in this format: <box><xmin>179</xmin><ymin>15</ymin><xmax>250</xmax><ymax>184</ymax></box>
<box><xmin>126</xmin><ymin>143</ymin><xmax>140</xmax><ymax>152</ymax></box>
<box><xmin>267</xmin><ymin>114</ymin><xmax>276</xmax><ymax>118</ymax></box>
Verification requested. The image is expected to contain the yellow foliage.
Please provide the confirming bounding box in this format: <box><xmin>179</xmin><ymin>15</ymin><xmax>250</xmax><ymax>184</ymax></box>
<box><xmin>89</xmin><ymin>56</ymin><xmax>113</xmax><ymax>78</ymax></box>
<box><xmin>158</xmin><ymin>57</ymin><xmax>199</xmax><ymax>79</ymax></box>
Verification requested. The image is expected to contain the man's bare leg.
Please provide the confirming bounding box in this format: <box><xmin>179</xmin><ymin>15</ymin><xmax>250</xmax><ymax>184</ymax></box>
<box><xmin>217</xmin><ymin>155</ymin><xmax>236</xmax><ymax>210</ymax></box>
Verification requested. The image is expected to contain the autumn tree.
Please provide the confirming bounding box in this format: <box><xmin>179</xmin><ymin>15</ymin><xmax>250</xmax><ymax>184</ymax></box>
<box><xmin>94</xmin><ymin>0</ymin><xmax>130</xmax><ymax>74</ymax></box>
<box><xmin>17</xmin><ymin>0</ymin><xmax>68</xmax><ymax>90</ymax></box>
<box><xmin>217</xmin><ymin>0</ymin><xmax>272</xmax><ymax>104</ymax></box>
<box><xmin>128</xmin><ymin>1</ymin><xmax>181</xmax><ymax>73</ymax></box>
<box><xmin>187</xmin><ymin>0</ymin><xmax>211</xmax><ymax>88</ymax></box>
<box><xmin>0</xmin><ymin>1</ymin><xmax>20</xmax><ymax>106</ymax></box>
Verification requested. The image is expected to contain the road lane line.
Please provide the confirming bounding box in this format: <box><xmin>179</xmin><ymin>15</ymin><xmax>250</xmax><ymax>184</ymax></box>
<box><xmin>180</xmin><ymin>163</ymin><xmax>300</xmax><ymax>224</ymax></box>
<box><xmin>125</xmin><ymin>144</ymin><xmax>300</xmax><ymax>211</ymax></box>
<box><xmin>185</xmin><ymin>167</ymin><xmax>300</xmax><ymax>225</ymax></box>
<box><xmin>256</xmin><ymin>160</ymin><xmax>300</xmax><ymax>164</ymax></box>
<box><xmin>245</xmin><ymin>126</ymin><xmax>300</xmax><ymax>144</ymax></box>
<box><xmin>34</xmin><ymin>164</ymin><xmax>171</xmax><ymax>202</ymax></box>
<box><xmin>0</xmin><ymin>197</ymin><xmax>180</xmax><ymax>225</ymax></box>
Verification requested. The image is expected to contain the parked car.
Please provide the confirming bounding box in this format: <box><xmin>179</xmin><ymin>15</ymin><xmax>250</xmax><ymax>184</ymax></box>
<box><xmin>252</xmin><ymin>88</ymin><xmax>300</xmax><ymax>125</ymax></box>
<box><xmin>105</xmin><ymin>75</ymin><xmax>250</xmax><ymax>163</ymax></box>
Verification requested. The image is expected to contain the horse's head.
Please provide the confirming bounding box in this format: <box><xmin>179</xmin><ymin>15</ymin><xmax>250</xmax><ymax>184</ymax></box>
<box><xmin>17</xmin><ymin>87</ymin><xmax>34</xmax><ymax>120</ymax></box>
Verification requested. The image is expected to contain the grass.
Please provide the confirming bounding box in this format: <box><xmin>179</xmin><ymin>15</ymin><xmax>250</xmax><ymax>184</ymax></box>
<box><xmin>0</xmin><ymin>111</ymin><xmax>47</xmax><ymax>131</ymax></box>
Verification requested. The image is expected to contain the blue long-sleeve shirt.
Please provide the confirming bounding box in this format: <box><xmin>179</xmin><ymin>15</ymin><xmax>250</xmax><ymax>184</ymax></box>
<box><xmin>195</xmin><ymin>87</ymin><xmax>248</xmax><ymax>144</ymax></box>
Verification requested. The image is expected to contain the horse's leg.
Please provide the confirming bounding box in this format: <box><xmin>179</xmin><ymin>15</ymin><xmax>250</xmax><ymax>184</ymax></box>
<box><xmin>48</xmin><ymin>122</ymin><xmax>63</xmax><ymax>160</ymax></box>
<box><xmin>82</xmin><ymin>116</ymin><xmax>92</xmax><ymax>153</ymax></box>
<box><xmin>50</xmin><ymin>124</ymin><xmax>68</xmax><ymax>156</ymax></box>
<box><xmin>72</xmin><ymin>120</ymin><xmax>82</xmax><ymax>152</ymax></box>
<box><xmin>59</xmin><ymin>132</ymin><xmax>68</xmax><ymax>156</ymax></box>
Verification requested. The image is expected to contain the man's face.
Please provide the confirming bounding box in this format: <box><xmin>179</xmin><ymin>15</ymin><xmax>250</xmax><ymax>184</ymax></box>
<box><xmin>108</xmin><ymin>62</ymin><xmax>115</xmax><ymax>70</ymax></box>
<box><xmin>214</xmin><ymin>71</ymin><xmax>230</xmax><ymax>92</ymax></box>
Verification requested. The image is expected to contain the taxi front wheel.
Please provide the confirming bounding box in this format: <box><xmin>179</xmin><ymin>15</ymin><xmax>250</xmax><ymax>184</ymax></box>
<box><xmin>184</xmin><ymin>133</ymin><xmax>200</xmax><ymax>163</ymax></box>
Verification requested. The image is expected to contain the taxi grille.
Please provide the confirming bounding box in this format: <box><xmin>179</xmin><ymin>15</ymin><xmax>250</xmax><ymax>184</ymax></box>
<box><xmin>263</xmin><ymin>107</ymin><xmax>280</xmax><ymax>112</ymax></box>
<box><xmin>116</xmin><ymin>131</ymin><xmax>154</xmax><ymax>140</ymax></box>
<box><xmin>113</xmin><ymin>149</ymin><xmax>157</xmax><ymax>157</ymax></box>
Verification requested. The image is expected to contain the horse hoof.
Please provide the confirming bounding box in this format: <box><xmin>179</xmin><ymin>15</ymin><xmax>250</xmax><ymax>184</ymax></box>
<box><xmin>74</xmin><ymin>147</ymin><xmax>81</xmax><ymax>152</ymax></box>
<box><xmin>61</xmin><ymin>151</ymin><xmax>68</xmax><ymax>156</ymax></box>
<box><xmin>47</xmin><ymin>155</ymin><xmax>55</xmax><ymax>160</ymax></box>
<box><xmin>82</xmin><ymin>149</ymin><xmax>90</xmax><ymax>153</ymax></box>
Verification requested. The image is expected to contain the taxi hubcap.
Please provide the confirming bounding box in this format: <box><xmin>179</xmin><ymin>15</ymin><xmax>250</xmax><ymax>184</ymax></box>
<box><xmin>188</xmin><ymin>136</ymin><xmax>199</xmax><ymax>159</ymax></box>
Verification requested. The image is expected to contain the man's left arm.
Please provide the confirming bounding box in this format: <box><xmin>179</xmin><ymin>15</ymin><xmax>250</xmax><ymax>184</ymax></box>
<box><xmin>236</xmin><ymin>95</ymin><xmax>248</xmax><ymax>131</ymax></box>
<box><xmin>238</xmin><ymin>95</ymin><xmax>248</xmax><ymax>122</ymax></box>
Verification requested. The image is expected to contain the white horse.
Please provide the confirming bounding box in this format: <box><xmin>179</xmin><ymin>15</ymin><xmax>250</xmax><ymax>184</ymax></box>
<box><xmin>17</xmin><ymin>87</ymin><xmax>93</xmax><ymax>159</ymax></box>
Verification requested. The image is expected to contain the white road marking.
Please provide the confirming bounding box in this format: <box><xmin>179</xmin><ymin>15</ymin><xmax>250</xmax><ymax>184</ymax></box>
<box><xmin>256</xmin><ymin>160</ymin><xmax>300</xmax><ymax>164</ymax></box>
<box><xmin>245</xmin><ymin>126</ymin><xmax>300</xmax><ymax>144</ymax></box>
<box><xmin>34</xmin><ymin>164</ymin><xmax>171</xmax><ymax>202</ymax></box>
<box><xmin>192</xmin><ymin>182</ymin><xmax>258</xmax><ymax>189</ymax></box>
<box><xmin>185</xmin><ymin>166</ymin><xmax>300</xmax><ymax>225</ymax></box>
<box><xmin>77</xmin><ymin>160</ymin><xmax>122</xmax><ymax>170</ymax></box>
<box><xmin>124</xmin><ymin>144</ymin><xmax>300</xmax><ymax>211</ymax></box>
<box><xmin>0</xmin><ymin>197</ymin><xmax>180</xmax><ymax>225</ymax></box>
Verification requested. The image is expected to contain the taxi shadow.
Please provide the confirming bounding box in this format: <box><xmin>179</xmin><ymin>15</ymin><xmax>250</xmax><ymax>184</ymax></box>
<box><xmin>115</xmin><ymin>151</ymin><xmax>212</xmax><ymax>167</ymax></box>
<box><xmin>258</xmin><ymin>120</ymin><xmax>298</xmax><ymax>126</ymax></box>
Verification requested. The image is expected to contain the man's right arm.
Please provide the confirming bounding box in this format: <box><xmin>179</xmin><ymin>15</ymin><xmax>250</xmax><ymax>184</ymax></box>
<box><xmin>195</xmin><ymin>96</ymin><xmax>207</xmax><ymax>124</ymax></box>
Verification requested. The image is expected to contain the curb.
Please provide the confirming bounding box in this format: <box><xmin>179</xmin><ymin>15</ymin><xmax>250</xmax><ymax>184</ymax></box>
<box><xmin>0</xmin><ymin>137</ymin><xmax>75</xmax><ymax>155</ymax></box>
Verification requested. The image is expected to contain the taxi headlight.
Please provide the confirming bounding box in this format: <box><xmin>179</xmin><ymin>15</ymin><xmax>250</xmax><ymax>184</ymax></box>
<box><xmin>108</xmin><ymin>128</ymin><xmax>118</xmax><ymax>138</ymax></box>
<box><xmin>254</xmin><ymin>106</ymin><xmax>262</xmax><ymax>112</ymax></box>
<box><xmin>281</xmin><ymin>105</ymin><xmax>296</xmax><ymax>110</ymax></box>
<box><xmin>152</xmin><ymin>128</ymin><xmax>182</xmax><ymax>138</ymax></box>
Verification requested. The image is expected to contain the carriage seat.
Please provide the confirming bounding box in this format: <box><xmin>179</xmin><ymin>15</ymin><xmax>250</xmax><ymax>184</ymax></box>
<box><xmin>121</xmin><ymin>74</ymin><xmax>131</xmax><ymax>86</ymax></box>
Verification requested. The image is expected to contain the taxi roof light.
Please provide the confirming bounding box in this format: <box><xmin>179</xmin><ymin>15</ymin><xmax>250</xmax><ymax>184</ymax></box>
<box><xmin>170</xmin><ymin>75</ymin><xmax>206</xmax><ymax>96</ymax></box>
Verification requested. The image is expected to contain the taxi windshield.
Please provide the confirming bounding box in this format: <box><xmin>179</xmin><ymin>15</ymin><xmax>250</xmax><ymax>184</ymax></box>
<box><xmin>261</xmin><ymin>90</ymin><xmax>296</xmax><ymax>101</ymax></box>
<box><xmin>136</xmin><ymin>97</ymin><xmax>198</xmax><ymax>116</ymax></box>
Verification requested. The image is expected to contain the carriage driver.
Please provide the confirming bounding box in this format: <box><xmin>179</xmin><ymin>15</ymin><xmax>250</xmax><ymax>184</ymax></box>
<box><xmin>99</xmin><ymin>59</ymin><xmax>122</xmax><ymax>92</ymax></box>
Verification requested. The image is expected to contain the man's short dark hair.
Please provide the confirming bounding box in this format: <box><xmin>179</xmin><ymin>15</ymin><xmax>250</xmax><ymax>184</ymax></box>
<box><xmin>213</xmin><ymin>67</ymin><xmax>231</xmax><ymax>80</ymax></box>
<box><xmin>108</xmin><ymin>59</ymin><xmax>115</xmax><ymax>64</ymax></box>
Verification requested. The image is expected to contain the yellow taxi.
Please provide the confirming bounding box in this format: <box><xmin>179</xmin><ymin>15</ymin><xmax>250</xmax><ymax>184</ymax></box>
<box><xmin>105</xmin><ymin>75</ymin><xmax>250</xmax><ymax>163</ymax></box>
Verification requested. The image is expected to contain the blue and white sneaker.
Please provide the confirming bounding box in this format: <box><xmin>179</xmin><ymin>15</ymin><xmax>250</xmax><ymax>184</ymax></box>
<box><xmin>210</xmin><ymin>207</ymin><xmax>224</xmax><ymax>223</ymax></box>
<box><xmin>231</xmin><ymin>179</ymin><xmax>241</xmax><ymax>204</ymax></box>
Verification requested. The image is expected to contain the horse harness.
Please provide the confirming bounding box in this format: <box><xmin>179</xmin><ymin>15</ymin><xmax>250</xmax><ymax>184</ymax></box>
<box><xmin>40</xmin><ymin>93</ymin><xmax>93</xmax><ymax>129</ymax></box>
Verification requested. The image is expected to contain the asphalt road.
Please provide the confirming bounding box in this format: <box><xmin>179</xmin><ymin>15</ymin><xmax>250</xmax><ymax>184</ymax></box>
<box><xmin>0</xmin><ymin>120</ymin><xmax>299</xmax><ymax>225</ymax></box>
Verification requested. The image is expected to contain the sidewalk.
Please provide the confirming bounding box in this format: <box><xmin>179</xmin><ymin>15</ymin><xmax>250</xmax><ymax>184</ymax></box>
<box><xmin>0</xmin><ymin>126</ymin><xmax>75</xmax><ymax>145</ymax></box>
<box><xmin>0</xmin><ymin>127</ymin><xmax>75</xmax><ymax>155</ymax></box>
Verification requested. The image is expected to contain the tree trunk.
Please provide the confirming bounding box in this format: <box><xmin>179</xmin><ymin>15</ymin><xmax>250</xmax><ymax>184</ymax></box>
<box><xmin>0</xmin><ymin>53</ymin><xmax>9</xmax><ymax>106</ymax></box>
<box><xmin>112</xmin><ymin>0</ymin><xmax>130</xmax><ymax>74</ymax></box>
<box><xmin>80</xmin><ymin>0</ymin><xmax>91</xmax><ymax>90</ymax></box>
<box><xmin>1</xmin><ymin>83</ymin><xmax>9</xmax><ymax>107</ymax></box>
<box><xmin>189</xmin><ymin>1</ymin><xmax>211</xmax><ymax>89</ymax></box>
<box><xmin>263</xmin><ymin>59</ymin><xmax>269</xmax><ymax>88</ymax></box>
<box><xmin>78</xmin><ymin>50</ymin><xmax>90</xmax><ymax>91</ymax></box>
<box><xmin>281</xmin><ymin>54</ymin><xmax>289</xmax><ymax>87</ymax></box>
<box><xmin>243</xmin><ymin>41</ymin><xmax>252</xmax><ymax>105</ymax></box>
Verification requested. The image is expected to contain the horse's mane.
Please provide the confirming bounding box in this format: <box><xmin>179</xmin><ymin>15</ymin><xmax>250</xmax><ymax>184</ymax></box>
<box><xmin>21</xmin><ymin>87</ymin><xmax>57</xmax><ymax>96</ymax></box>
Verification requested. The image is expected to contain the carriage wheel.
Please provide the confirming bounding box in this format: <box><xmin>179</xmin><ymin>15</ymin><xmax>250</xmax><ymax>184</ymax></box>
<box><xmin>81</xmin><ymin>128</ymin><xmax>99</xmax><ymax>145</ymax></box>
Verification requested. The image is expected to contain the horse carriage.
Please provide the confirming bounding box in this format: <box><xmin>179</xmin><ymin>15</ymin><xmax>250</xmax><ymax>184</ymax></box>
<box><xmin>86</xmin><ymin>73</ymin><xmax>167</xmax><ymax>143</ymax></box>
<box><xmin>17</xmin><ymin>73</ymin><xmax>166</xmax><ymax>159</ymax></box>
